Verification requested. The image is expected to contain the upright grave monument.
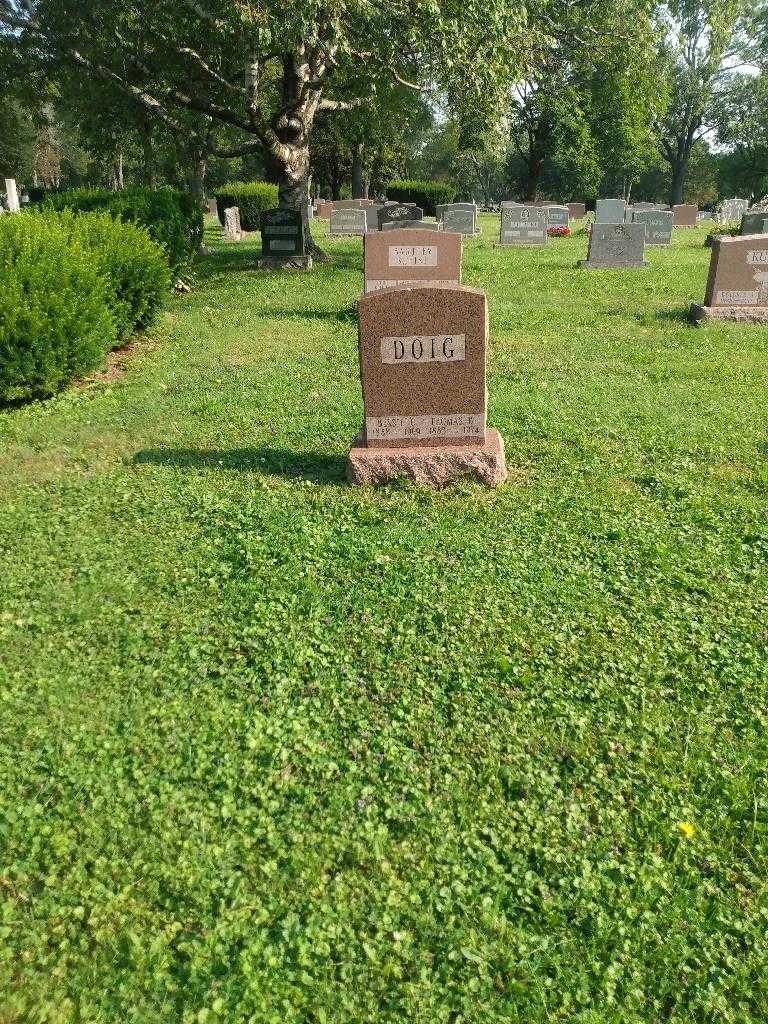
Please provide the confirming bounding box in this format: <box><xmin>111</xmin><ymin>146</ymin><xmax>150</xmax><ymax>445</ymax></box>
<box><xmin>205</xmin><ymin>197</ymin><xmax>218</xmax><ymax>216</ymax></box>
<box><xmin>259</xmin><ymin>208</ymin><xmax>310</xmax><ymax>269</ymax></box>
<box><xmin>672</xmin><ymin>204</ymin><xmax>698</xmax><ymax>227</ymax></box>
<box><xmin>330</xmin><ymin>207</ymin><xmax>368</xmax><ymax>236</ymax></box>
<box><xmin>498</xmin><ymin>204</ymin><xmax>548</xmax><ymax>246</ymax></box>
<box><xmin>378</xmin><ymin>204</ymin><xmax>423</xmax><ymax>230</ymax></box>
<box><xmin>578</xmin><ymin>223</ymin><xmax>647</xmax><ymax>269</ymax></box>
<box><xmin>223</xmin><ymin>207</ymin><xmax>242</xmax><ymax>242</ymax></box>
<box><xmin>740</xmin><ymin>211</ymin><xmax>768</xmax><ymax>236</ymax></box>
<box><xmin>690</xmin><ymin>234</ymin><xmax>768</xmax><ymax>323</ymax></box>
<box><xmin>567</xmin><ymin>202</ymin><xmax>587</xmax><ymax>219</ymax></box>
<box><xmin>4</xmin><ymin>178</ymin><xmax>19</xmax><ymax>213</ymax></box>
<box><xmin>718</xmin><ymin>198</ymin><xmax>749</xmax><ymax>223</ymax></box>
<box><xmin>364</xmin><ymin>228</ymin><xmax>462</xmax><ymax>293</ymax></box>
<box><xmin>544</xmin><ymin>205</ymin><xmax>570</xmax><ymax>228</ymax></box>
<box><xmin>594</xmin><ymin>198</ymin><xmax>627</xmax><ymax>223</ymax></box>
<box><xmin>437</xmin><ymin>203</ymin><xmax>479</xmax><ymax>235</ymax></box>
<box><xmin>631</xmin><ymin>208</ymin><xmax>674</xmax><ymax>245</ymax></box>
<box><xmin>346</xmin><ymin>284</ymin><xmax>507</xmax><ymax>487</ymax></box>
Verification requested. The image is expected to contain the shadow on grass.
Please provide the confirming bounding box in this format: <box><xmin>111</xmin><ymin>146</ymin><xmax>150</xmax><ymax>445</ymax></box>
<box><xmin>655</xmin><ymin>306</ymin><xmax>694</xmax><ymax>325</ymax></box>
<box><xmin>133</xmin><ymin>446</ymin><xmax>347</xmax><ymax>483</ymax></box>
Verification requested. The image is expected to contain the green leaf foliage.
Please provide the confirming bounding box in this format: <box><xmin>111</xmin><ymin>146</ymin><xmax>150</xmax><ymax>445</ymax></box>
<box><xmin>0</xmin><ymin>212</ymin><xmax>116</xmax><ymax>401</ymax></box>
<box><xmin>387</xmin><ymin>179</ymin><xmax>457</xmax><ymax>215</ymax></box>
<box><xmin>43</xmin><ymin>187</ymin><xmax>203</xmax><ymax>275</ymax></box>
<box><xmin>211</xmin><ymin>182</ymin><xmax>280</xmax><ymax>231</ymax></box>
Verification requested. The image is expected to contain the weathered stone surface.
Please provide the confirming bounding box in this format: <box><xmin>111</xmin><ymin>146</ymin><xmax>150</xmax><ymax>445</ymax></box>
<box><xmin>498</xmin><ymin>205</ymin><xmax>547</xmax><ymax>246</ymax></box>
<box><xmin>631</xmin><ymin>208</ymin><xmax>674</xmax><ymax>245</ymax></box>
<box><xmin>438</xmin><ymin>204</ymin><xmax>478</xmax><ymax>235</ymax></box>
<box><xmin>739</xmin><ymin>211</ymin><xmax>768</xmax><ymax>236</ymax></box>
<box><xmin>718</xmin><ymin>198</ymin><xmax>749</xmax><ymax>223</ymax></box>
<box><xmin>378</xmin><ymin>204</ymin><xmax>423</xmax><ymax>229</ymax></box>
<box><xmin>223</xmin><ymin>206</ymin><xmax>242</xmax><ymax>242</ymax></box>
<box><xmin>672</xmin><ymin>204</ymin><xmax>698</xmax><ymax>227</ymax></box>
<box><xmin>579</xmin><ymin>222</ymin><xmax>647</xmax><ymax>269</ymax></box>
<box><xmin>544</xmin><ymin>205</ymin><xmax>569</xmax><ymax>227</ymax></box>
<box><xmin>205</xmin><ymin>197</ymin><xmax>218</xmax><ymax>216</ymax></box>
<box><xmin>363</xmin><ymin>229</ymin><xmax>462</xmax><ymax>293</ymax></box>
<box><xmin>330</xmin><ymin>208</ymin><xmax>368</xmax><ymax>236</ymax></box>
<box><xmin>566</xmin><ymin>202</ymin><xmax>586</xmax><ymax>219</ymax></box>
<box><xmin>346</xmin><ymin>427</ymin><xmax>507</xmax><ymax>487</ymax></box>
<box><xmin>594</xmin><ymin>199</ymin><xmax>626</xmax><ymax>223</ymax></box>
<box><xmin>689</xmin><ymin>302</ymin><xmax>768</xmax><ymax>324</ymax></box>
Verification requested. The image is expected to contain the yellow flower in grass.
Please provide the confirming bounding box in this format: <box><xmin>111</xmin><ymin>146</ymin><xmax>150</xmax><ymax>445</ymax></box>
<box><xmin>677</xmin><ymin>821</ymin><xmax>696</xmax><ymax>838</ymax></box>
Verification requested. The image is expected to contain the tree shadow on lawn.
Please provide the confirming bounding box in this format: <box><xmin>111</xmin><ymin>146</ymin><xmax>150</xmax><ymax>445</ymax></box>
<box><xmin>133</xmin><ymin>446</ymin><xmax>347</xmax><ymax>484</ymax></box>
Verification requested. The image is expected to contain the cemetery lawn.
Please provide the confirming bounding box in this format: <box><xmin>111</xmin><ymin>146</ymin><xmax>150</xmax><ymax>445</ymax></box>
<box><xmin>3</xmin><ymin>215</ymin><xmax>768</xmax><ymax>1024</ymax></box>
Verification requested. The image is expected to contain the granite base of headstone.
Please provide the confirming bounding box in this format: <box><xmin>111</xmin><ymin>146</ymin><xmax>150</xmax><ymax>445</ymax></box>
<box><xmin>258</xmin><ymin>208</ymin><xmax>312</xmax><ymax>269</ymax></box>
<box><xmin>689</xmin><ymin>233</ymin><xmax>768</xmax><ymax>323</ymax></box>
<box><xmin>578</xmin><ymin>223</ymin><xmax>647</xmax><ymax>269</ymax></box>
<box><xmin>346</xmin><ymin>284</ymin><xmax>507</xmax><ymax>488</ymax></box>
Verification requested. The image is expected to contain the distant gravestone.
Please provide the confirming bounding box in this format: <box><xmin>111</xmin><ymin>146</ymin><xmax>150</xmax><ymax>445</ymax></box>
<box><xmin>498</xmin><ymin>204</ymin><xmax>547</xmax><ymax>246</ymax></box>
<box><xmin>594</xmin><ymin>198</ymin><xmax>627</xmax><ymax>223</ymax></box>
<box><xmin>578</xmin><ymin>222</ymin><xmax>647</xmax><ymax>269</ymax></box>
<box><xmin>316</xmin><ymin>201</ymin><xmax>333</xmax><ymax>219</ymax></box>
<box><xmin>364</xmin><ymin>228</ymin><xmax>461</xmax><ymax>293</ymax></box>
<box><xmin>259</xmin><ymin>208</ymin><xmax>310</xmax><ymax>268</ymax></box>
<box><xmin>739</xmin><ymin>211</ymin><xmax>768</xmax><ymax>236</ymax></box>
<box><xmin>378</xmin><ymin>204</ymin><xmax>422</xmax><ymax>229</ymax></box>
<box><xmin>718</xmin><ymin>198</ymin><xmax>749</xmax><ymax>223</ymax></box>
<box><xmin>672</xmin><ymin>204</ymin><xmax>698</xmax><ymax>227</ymax></box>
<box><xmin>364</xmin><ymin>207</ymin><xmax>381</xmax><ymax>232</ymax></box>
<box><xmin>335</xmin><ymin>199</ymin><xmax>365</xmax><ymax>209</ymax></box>
<box><xmin>566</xmin><ymin>202</ymin><xmax>586</xmax><ymax>219</ymax></box>
<box><xmin>205</xmin><ymin>197</ymin><xmax>217</xmax><ymax>216</ymax></box>
<box><xmin>437</xmin><ymin>203</ymin><xmax>478</xmax><ymax>235</ymax></box>
<box><xmin>382</xmin><ymin>220</ymin><xmax>439</xmax><ymax>231</ymax></box>
<box><xmin>346</xmin><ymin>284</ymin><xmax>507</xmax><ymax>487</ymax></box>
<box><xmin>632</xmin><ymin>208</ymin><xmax>674</xmax><ymax>245</ymax></box>
<box><xmin>690</xmin><ymin>233</ymin><xmax>768</xmax><ymax>323</ymax></box>
<box><xmin>544</xmin><ymin>205</ymin><xmax>569</xmax><ymax>227</ymax></box>
<box><xmin>4</xmin><ymin>178</ymin><xmax>20</xmax><ymax>213</ymax></box>
<box><xmin>330</xmin><ymin>207</ymin><xmax>368</xmax><ymax>236</ymax></box>
<box><xmin>222</xmin><ymin>207</ymin><xmax>242</xmax><ymax>242</ymax></box>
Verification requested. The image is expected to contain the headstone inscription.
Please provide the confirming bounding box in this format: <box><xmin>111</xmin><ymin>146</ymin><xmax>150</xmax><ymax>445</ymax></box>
<box><xmin>498</xmin><ymin>204</ymin><xmax>548</xmax><ymax>246</ymax></box>
<box><xmin>690</xmin><ymin>234</ymin><xmax>768</xmax><ymax>323</ymax></box>
<box><xmin>4</xmin><ymin>178</ymin><xmax>20</xmax><ymax>213</ymax></box>
<box><xmin>330</xmin><ymin>207</ymin><xmax>368</xmax><ymax>236</ymax></box>
<box><xmin>567</xmin><ymin>202</ymin><xmax>587</xmax><ymax>219</ymax></box>
<box><xmin>578</xmin><ymin>223</ymin><xmax>647</xmax><ymax>269</ymax></box>
<box><xmin>346</xmin><ymin>284</ymin><xmax>507</xmax><ymax>487</ymax></box>
<box><xmin>594</xmin><ymin>198</ymin><xmax>627</xmax><ymax>223</ymax></box>
<box><xmin>364</xmin><ymin>228</ymin><xmax>462</xmax><ymax>293</ymax></box>
<box><xmin>631</xmin><ymin>208</ymin><xmax>674</xmax><ymax>245</ymax></box>
<box><xmin>544</xmin><ymin>205</ymin><xmax>570</xmax><ymax>227</ymax></box>
<box><xmin>378</xmin><ymin>204</ymin><xmax>423</xmax><ymax>229</ymax></box>
<box><xmin>223</xmin><ymin>207</ymin><xmax>242</xmax><ymax>242</ymax></box>
<box><xmin>739</xmin><ymin>211</ymin><xmax>768</xmax><ymax>236</ymax></box>
<box><xmin>672</xmin><ymin>204</ymin><xmax>698</xmax><ymax>227</ymax></box>
<box><xmin>259</xmin><ymin>208</ymin><xmax>309</xmax><ymax>268</ymax></box>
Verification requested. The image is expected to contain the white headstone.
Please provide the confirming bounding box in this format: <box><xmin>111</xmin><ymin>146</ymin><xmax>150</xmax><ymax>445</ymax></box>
<box><xmin>223</xmin><ymin>206</ymin><xmax>242</xmax><ymax>242</ymax></box>
<box><xmin>4</xmin><ymin>179</ymin><xmax>20</xmax><ymax>213</ymax></box>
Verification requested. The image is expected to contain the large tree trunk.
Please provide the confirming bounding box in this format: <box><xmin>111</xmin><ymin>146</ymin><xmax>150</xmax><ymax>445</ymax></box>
<box><xmin>524</xmin><ymin>153</ymin><xmax>544</xmax><ymax>201</ymax></box>
<box><xmin>190</xmin><ymin>154</ymin><xmax>207</xmax><ymax>201</ymax></box>
<box><xmin>351</xmin><ymin>142</ymin><xmax>365</xmax><ymax>199</ymax></box>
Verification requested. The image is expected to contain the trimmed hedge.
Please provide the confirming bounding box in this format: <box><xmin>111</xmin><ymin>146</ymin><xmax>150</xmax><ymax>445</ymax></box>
<box><xmin>0</xmin><ymin>210</ymin><xmax>170</xmax><ymax>402</ymax></box>
<box><xmin>66</xmin><ymin>212</ymin><xmax>171</xmax><ymax>342</ymax></box>
<box><xmin>0</xmin><ymin>213</ymin><xmax>116</xmax><ymax>402</ymax></box>
<box><xmin>43</xmin><ymin>187</ymin><xmax>202</xmax><ymax>275</ymax></box>
<box><xmin>212</xmin><ymin>182</ymin><xmax>279</xmax><ymax>231</ymax></box>
<box><xmin>387</xmin><ymin>179</ymin><xmax>457</xmax><ymax>216</ymax></box>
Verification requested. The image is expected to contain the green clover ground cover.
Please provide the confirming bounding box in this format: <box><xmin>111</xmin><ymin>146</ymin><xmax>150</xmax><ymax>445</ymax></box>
<box><xmin>1</xmin><ymin>216</ymin><xmax>767</xmax><ymax>1024</ymax></box>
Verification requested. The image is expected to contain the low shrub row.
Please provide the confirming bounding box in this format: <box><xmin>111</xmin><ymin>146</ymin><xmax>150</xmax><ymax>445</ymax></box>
<box><xmin>0</xmin><ymin>210</ymin><xmax>170</xmax><ymax>403</ymax></box>
<box><xmin>387</xmin><ymin>179</ymin><xmax>457</xmax><ymax>216</ymax></box>
<box><xmin>43</xmin><ymin>187</ymin><xmax>202</xmax><ymax>276</ymax></box>
<box><xmin>211</xmin><ymin>182</ymin><xmax>279</xmax><ymax>231</ymax></box>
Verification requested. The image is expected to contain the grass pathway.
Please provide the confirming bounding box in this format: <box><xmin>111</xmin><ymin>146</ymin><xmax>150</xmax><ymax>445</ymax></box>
<box><xmin>1</xmin><ymin>217</ymin><xmax>767</xmax><ymax>1023</ymax></box>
